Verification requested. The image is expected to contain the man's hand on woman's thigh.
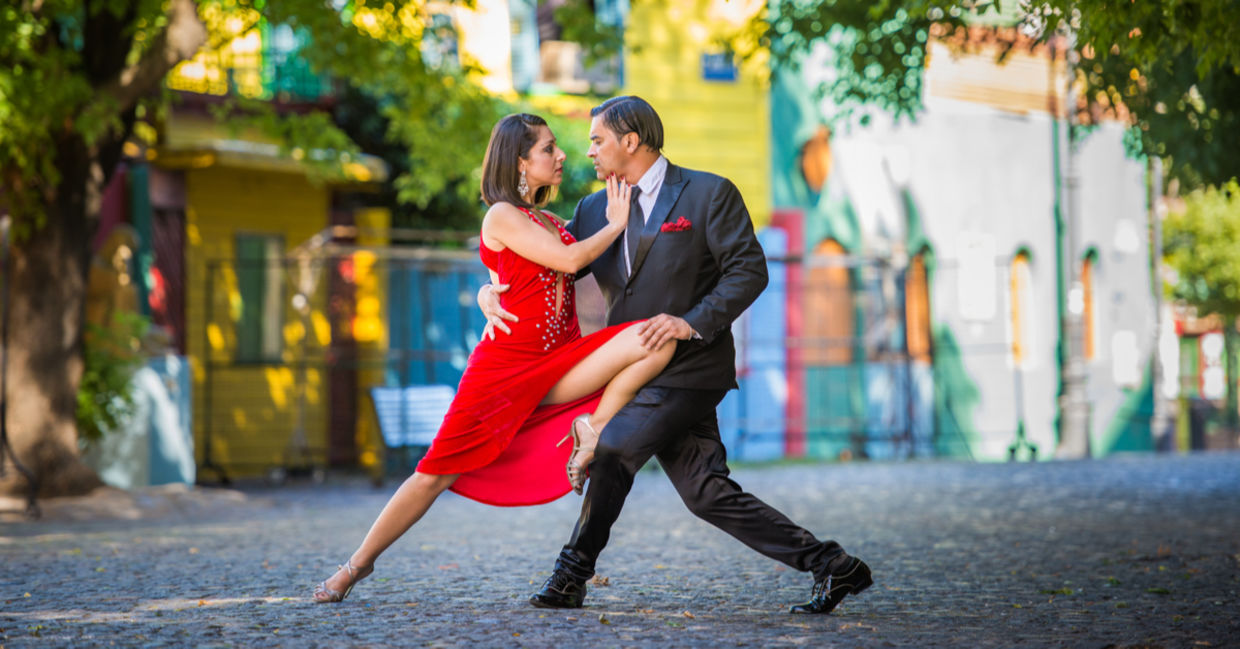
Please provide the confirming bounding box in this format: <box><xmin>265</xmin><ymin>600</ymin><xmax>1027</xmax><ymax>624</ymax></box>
<box><xmin>636</xmin><ymin>314</ymin><xmax>694</xmax><ymax>350</ymax></box>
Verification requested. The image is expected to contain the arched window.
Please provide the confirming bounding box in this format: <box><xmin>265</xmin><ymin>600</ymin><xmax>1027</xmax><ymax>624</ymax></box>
<box><xmin>1009</xmin><ymin>251</ymin><xmax>1034</xmax><ymax>368</ymax></box>
<box><xmin>799</xmin><ymin>126</ymin><xmax>832</xmax><ymax>194</ymax></box>
<box><xmin>1081</xmin><ymin>251</ymin><xmax>1097</xmax><ymax>361</ymax></box>
<box><xmin>905</xmin><ymin>250</ymin><xmax>932</xmax><ymax>363</ymax></box>
<box><xmin>806</xmin><ymin>239</ymin><xmax>853</xmax><ymax>365</ymax></box>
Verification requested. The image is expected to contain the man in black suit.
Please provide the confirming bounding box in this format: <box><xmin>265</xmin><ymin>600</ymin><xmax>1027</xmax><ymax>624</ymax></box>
<box><xmin>480</xmin><ymin>96</ymin><xmax>870</xmax><ymax>614</ymax></box>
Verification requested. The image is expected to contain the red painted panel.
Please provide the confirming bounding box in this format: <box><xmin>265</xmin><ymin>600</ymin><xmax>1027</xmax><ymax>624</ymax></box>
<box><xmin>771</xmin><ymin>209</ymin><xmax>805</xmax><ymax>458</ymax></box>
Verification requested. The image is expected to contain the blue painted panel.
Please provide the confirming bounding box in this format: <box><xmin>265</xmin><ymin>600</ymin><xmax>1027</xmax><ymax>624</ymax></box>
<box><xmin>385</xmin><ymin>260</ymin><xmax>489</xmax><ymax>389</ymax></box>
<box><xmin>722</xmin><ymin>228</ymin><xmax>788</xmax><ymax>462</ymax></box>
<box><xmin>863</xmin><ymin>362</ymin><xmax>905</xmax><ymax>460</ymax></box>
<box><xmin>147</xmin><ymin>355</ymin><xmax>195</xmax><ymax>485</ymax></box>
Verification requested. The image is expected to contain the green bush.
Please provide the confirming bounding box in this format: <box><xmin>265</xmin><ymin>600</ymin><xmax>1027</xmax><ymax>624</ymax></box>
<box><xmin>76</xmin><ymin>311</ymin><xmax>150</xmax><ymax>443</ymax></box>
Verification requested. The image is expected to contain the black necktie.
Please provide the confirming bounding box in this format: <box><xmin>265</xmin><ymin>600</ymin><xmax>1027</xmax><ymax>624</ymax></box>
<box><xmin>626</xmin><ymin>185</ymin><xmax>643</xmax><ymax>274</ymax></box>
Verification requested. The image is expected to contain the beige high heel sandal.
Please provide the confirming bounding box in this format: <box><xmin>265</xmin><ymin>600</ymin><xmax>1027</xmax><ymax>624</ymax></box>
<box><xmin>558</xmin><ymin>413</ymin><xmax>599</xmax><ymax>495</ymax></box>
<box><xmin>313</xmin><ymin>561</ymin><xmax>373</xmax><ymax>603</ymax></box>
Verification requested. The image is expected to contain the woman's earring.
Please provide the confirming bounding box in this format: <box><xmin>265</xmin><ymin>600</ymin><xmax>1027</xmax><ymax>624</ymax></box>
<box><xmin>518</xmin><ymin>169</ymin><xmax>529</xmax><ymax>198</ymax></box>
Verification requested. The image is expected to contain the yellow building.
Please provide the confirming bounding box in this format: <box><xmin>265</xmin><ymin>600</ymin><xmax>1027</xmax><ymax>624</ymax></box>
<box><xmin>145</xmin><ymin>109</ymin><xmax>388</xmax><ymax>482</ymax></box>
<box><xmin>624</xmin><ymin>0</ymin><xmax>771</xmax><ymax>228</ymax></box>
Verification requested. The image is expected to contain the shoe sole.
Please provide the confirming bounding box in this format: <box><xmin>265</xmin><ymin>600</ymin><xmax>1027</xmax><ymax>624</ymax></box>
<box><xmin>528</xmin><ymin>596</ymin><xmax>583</xmax><ymax>609</ymax></box>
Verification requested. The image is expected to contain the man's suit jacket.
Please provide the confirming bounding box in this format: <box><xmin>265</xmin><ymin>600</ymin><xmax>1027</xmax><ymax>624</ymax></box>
<box><xmin>566</xmin><ymin>161</ymin><xmax>768</xmax><ymax>391</ymax></box>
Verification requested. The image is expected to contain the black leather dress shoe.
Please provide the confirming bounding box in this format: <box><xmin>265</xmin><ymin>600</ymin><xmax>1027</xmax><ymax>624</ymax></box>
<box><xmin>789</xmin><ymin>556</ymin><xmax>872</xmax><ymax>614</ymax></box>
<box><xmin>529</xmin><ymin>571</ymin><xmax>587</xmax><ymax>609</ymax></box>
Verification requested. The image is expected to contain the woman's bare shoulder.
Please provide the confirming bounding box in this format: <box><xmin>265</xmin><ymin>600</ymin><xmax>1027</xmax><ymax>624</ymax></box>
<box><xmin>483</xmin><ymin>202</ymin><xmax>527</xmax><ymax>226</ymax></box>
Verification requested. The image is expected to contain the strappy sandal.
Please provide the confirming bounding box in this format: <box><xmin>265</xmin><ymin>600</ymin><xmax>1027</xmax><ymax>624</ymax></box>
<box><xmin>558</xmin><ymin>413</ymin><xmax>599</xmax><ymax>495</ymax></box>
<box><xmin>313</xmin><ymin>561</ymin><xmax>373</xmax><ymax>603</ymax></box>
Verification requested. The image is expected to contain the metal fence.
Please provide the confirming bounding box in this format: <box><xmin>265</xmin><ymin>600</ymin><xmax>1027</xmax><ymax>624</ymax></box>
<box><xmin>198</xmin><ymin>247</ymin><xmax>484</xmax><ymax>481</ymax></box>
<box><xmin>196</xmin><ymin>246</ymin><xmax>1172</xmax><ymax>479</ymax></box>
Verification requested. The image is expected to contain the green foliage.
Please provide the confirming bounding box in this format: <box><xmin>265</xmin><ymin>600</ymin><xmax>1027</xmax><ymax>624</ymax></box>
<box><xmin>1033</xmin><ymin>0</ymin><xmax>1240</xmax><ymax>187</ymax></box>
<box><xmin>1092</xmin><ymin>47</ymin><xmax>1237</xmax><ymax>189</ymax></box>
<box><xmin>759</xmin><ymin>0</ymin><xmax>969</xmax><ymax>126</ymax></box>
<box><xmin>1163</xmin><ymin>180</ymin><xmax>1240</xmax><ymax>322</ymax></box>
<box><xmin>0</xmin><ymin>0</ymin><xmax>171</xmax><ymax>223</ymax></box>
<box><xmin>0</xmin><ymin>2</ymin><xmax>92</xmax><ymax>226</ymax></box>
<box><xmin>76</xmin><ymin>311</ymin><xmax>150</xmax><ymax>443</ymax></box>
<box><xmin>264</xmin><ymin>1</ymin><xmax>504</xmax><ymax>212</ymax></box>
<box><xmin>199</xmin><ymin>1</ymin><xmax>511</xmax><ymax>226</ymax></box>
<box><xmin>1032</xmin><ymin>0</ymin><xmax>1239</xmax><ymax>76</ymax></box>
<box><xmin>334</xmin><ymin>81</ymin><xmax>600</xmax><ymax>231</ymax></box>
<box><xmin>383</xmin><ymin>76</ymin><xmax>503</xmax><ymax>212</ymax></box>
<box><xmin>334</xmin><ymin>79</ymin><xmax>503</xmax><ymax>231</ymax></box>
<box><xmin>0</xmin><ymin>0</ymin><xmax>597</xmax><ymax>318</ymax></box>
<box><xmin>555</xmin><ymin>0</ymin><xmax>624</xmax><ymax>66</ymax></box>
<box><xmin>208</xmin><ymin>97</ymin><xmax>362</xmax><ymax>174</ymax></box>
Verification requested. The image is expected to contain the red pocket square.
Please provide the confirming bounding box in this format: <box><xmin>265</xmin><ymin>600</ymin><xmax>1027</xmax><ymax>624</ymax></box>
<box><xmin>661</xmin><ymin>217</ymin><xmax>692</xmax><ymax>232</ymax></box>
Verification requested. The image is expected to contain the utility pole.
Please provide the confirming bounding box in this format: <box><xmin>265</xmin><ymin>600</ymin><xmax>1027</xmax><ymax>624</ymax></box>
<box><xmin>1146</xmin><ymin>157</ymin><xmax>1175</xmax><ymax>450</ymax></box>
<box><xmin>1055</xmin><ymin>17</ymin><xmax>1092</xmax><ymax>458</ymax></box>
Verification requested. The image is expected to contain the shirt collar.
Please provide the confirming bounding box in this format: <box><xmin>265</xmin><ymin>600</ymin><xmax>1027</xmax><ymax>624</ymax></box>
<box><xmin>635</xmin><ymin>155</ymin><xmax>668</xmax><ymax>199</ymax></box>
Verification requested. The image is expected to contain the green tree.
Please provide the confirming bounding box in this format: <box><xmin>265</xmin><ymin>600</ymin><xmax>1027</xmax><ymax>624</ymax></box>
<box><xmin>1029</xmin><ymin>0</ymin><xmax>1239</xmax><ymax>188</ymax></box>
<box><xmin>1163</xmin><ymin>181</ymin><xmax>1240</xmax><ymax>423</ymax></box>
<box><xmin>333</xmin><ymin>87</ymin><xmax>596</xmax><ymax>231</ymax></box>
<box><xmin>1163</xmin><ymin>183</ymin><xmax>1240</xmax><ymax>321</ymax></box>
<box><xmin>0</xmin><ymin>0</ymin><xmax>496</xmax><ymax>496</ymax></box>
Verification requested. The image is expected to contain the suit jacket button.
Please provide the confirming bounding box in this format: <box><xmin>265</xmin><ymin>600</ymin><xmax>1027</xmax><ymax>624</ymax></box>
<box><xmin>626</xmin><ymin>289</ymin><xmax>633</xmax><ymax>296</ymax></box>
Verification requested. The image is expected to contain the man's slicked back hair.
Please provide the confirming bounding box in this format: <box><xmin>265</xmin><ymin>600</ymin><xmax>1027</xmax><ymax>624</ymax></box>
<box><xmin>590</xmin><ymin>95</ymin><xmax>663</xmax><ymax>152</ymax></box>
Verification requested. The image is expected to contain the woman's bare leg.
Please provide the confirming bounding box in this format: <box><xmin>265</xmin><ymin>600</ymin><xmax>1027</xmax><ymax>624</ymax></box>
<box><xmin>318</xmin><ymin>471</ymin><xmax>458</xmax><ymax>596</ymax></box>
<box><xmin>541</xmin><ymin>324</ymin><xmax>676</xmax><ymax>470</ymax></box>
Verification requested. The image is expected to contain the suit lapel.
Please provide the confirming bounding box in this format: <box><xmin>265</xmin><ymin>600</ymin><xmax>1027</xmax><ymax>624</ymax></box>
<box><xmin>628</xmin><ymin>163</ymin><xmax>686</xmax><ymax>283</ymax></box>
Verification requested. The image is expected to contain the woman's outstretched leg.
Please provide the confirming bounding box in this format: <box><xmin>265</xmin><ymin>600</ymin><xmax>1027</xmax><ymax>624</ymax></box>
<box><xmin>314</xmin><ymin>471</ymin><xmax>458</xmax><ymax>602</ymax></box>
<box><xmin>541</xmin><ymin>324</ymin><xmax>676</xmax><ymax>488</ymax></box>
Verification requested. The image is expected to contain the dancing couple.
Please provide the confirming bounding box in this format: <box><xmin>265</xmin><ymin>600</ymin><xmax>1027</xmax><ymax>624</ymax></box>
<box><xmin>314</xmin><ymin>96</ymin><xmax>871</xmax><ymax>615</ymax></box>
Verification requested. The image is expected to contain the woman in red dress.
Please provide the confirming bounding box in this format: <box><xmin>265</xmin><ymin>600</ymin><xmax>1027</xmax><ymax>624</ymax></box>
<box><xmin>314</xmin><ymin>114</ymin><xmax>674</xmax><ymax>603</ymax></box>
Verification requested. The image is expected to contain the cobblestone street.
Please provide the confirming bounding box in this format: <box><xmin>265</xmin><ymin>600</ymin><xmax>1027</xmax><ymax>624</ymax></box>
<box><xmin>3</xmin><ymin>452</ymin><xmax>1238</xmax><ymax>648</ymax></box>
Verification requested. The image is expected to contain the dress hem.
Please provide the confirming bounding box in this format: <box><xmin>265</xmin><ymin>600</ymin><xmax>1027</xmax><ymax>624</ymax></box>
<box><xmin>446</xmin><ymin>484</ymin><xmax>573</xmax><ymax>507</ymax></box>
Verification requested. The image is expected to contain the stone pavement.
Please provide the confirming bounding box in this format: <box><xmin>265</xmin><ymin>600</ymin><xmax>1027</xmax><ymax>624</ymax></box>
<box><xmin>2</xmin><ymin>452</ymin><xmax>1238</xmax><ymax>648</ymax></box>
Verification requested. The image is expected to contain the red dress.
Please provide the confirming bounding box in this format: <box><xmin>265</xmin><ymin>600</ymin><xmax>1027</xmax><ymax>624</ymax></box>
<box><xmin>416</xmin><ymin>207</ymin><xmax>633</xmax><ymax>506</ymax></box>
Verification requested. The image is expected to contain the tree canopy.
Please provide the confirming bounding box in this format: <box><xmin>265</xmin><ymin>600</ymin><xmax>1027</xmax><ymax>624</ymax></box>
<box><xmin>1033</xmin><ymin>0</ymin><xmax>1239</xmax><ymax>188</ymax></box>
<box><xmin>1164</xmin><ymin>180</ymin><xmax>1240</xmax><ymax>425</ymax></box>
<box><xmin>1163</xmin><ymin>181</ymin><xmax>1240</xmax><ymax>323</ymax></box>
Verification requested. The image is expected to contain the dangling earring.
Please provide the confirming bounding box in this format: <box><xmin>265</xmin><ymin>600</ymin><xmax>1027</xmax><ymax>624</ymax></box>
<box><xmin>518</xmin><ymin>169</ymin><xmax>529</xmax><ymax>198</ymax></box>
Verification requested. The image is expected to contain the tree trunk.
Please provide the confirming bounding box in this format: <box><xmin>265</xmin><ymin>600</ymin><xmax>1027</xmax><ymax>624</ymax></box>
<box><xmin>0</xmin><ymin>0</ymin><xmax>205</xmax><ymax>498</ymax></box>
<box><xmin>1</xmin><ymin>136</ymin><xmax>103</xmax><ymax>497</ymax></box>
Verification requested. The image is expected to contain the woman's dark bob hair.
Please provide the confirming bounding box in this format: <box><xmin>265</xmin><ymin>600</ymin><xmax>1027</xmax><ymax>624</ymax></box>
<box><xmin>480</xmin><ymin>113</ymin><xmax>555</xmax><ymax>208</ymax></box>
